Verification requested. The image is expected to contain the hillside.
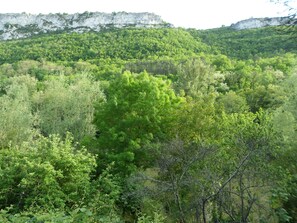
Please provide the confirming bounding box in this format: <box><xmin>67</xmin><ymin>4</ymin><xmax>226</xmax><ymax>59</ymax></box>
<box><xmin>0</xmin><ymin>15</ymin><xmax>296</xmax><ymax>64</ymax></box>
<box><xmin>0</xmin><ymin>13</ymin><xmax>297</xmax><ymax>223</ymax></box>
<box><xmin>0</xmin><ymin>28</ymin><xmax>210</xmax><ymax>64</ymax></box>
<box><xmin>190</xmin><ymin>26</ymin><xmax>297</xmax><ymax>59</ymax></box>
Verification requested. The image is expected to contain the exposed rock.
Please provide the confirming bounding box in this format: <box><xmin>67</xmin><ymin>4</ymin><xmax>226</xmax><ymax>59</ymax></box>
<box><xmin>230</xmin><ymin>17</ymin><xmax>290</xmax><ymax>30</ymax></box>
<box><xmin>0</xmin><ymin>12</ymin><xmax>172</xmax><ymax>40</ymax></box>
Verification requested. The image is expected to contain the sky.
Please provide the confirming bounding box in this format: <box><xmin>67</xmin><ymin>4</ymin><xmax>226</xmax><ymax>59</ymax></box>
<box><xmin>0</xmin><ymin>0</ymin><xmax>292</xmax><ymax>29</ymax></box>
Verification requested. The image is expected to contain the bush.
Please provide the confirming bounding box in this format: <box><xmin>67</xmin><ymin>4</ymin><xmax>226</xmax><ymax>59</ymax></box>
<box><xmin>0</xmin><ymin>134</ymin><xmax>96</xmax><ymax>212</ymax></box>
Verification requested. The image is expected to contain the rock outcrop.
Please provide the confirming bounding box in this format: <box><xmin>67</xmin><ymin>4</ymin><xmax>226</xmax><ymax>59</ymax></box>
<box><xmin>230</xmin><ymin>17</ymin><xmax>290</xmax><ymax>30</ymax></box>
<box><xmin>0</xmin><ymin>12</ymin><xmax>171</xmax><ymax>40</ymax></box>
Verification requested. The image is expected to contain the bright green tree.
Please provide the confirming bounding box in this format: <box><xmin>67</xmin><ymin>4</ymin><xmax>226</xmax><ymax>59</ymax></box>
<box><xmin>0</xmin><ymin>134</ymin><xmax>96</xmax><ymax>212</ymax></box>
<box><xmin>94</xmin><ymin>71</ymin><xmax>182</xmax><ymax>175</ymax></box>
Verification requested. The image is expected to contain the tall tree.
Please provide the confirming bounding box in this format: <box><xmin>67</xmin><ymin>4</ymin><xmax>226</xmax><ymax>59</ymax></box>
<box><xmin>272</xmin><ymin>72</ymin><xmax>297</xmax><ymax>222</ymax></box>
<box><xmin>0</xmin><ymin>75</ymin><xmax>37</xmax><ymax>148</ymax></box>
<box><xmin>94</xmin><ymin>71</ymin><xmax>182</xmax><ymax>176</ymax></box>
<box><xmin>34</xmin><ymin>74</ymin><xmax>105</xmax><ymax>142</ymax></box>
<box><xmin>132</xmin><ymin>111</ymin><xmax>281</xmax><ymax>222</ymax></box>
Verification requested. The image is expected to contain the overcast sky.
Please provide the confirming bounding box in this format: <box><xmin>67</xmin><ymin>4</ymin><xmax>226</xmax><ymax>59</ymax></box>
<box><xmin>0</xmin><ymin>0</ymin><xmax>292</xmax><ymax>29</ymax></box>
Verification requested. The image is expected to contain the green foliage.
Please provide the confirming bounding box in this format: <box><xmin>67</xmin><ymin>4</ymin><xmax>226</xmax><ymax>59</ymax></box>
<box><xmin>128</xmin><ymin>109</ymin><xmax>281</xmax><ymax>221</ymax></box>
<box><xmin>125</xmin><ymin>59</ymin><xmax>178</xmax><ymax>76</ymax></box>
<box><xmin>0</xmin><ymin>134</ymin><xmax>96</xmax><ymax>211</ymax></box>
<box><xmin>217</xmin><ymin>91</ymin><xmax>249</xmax><ymax>114</ymax></box>
<box><xmin>244</xmin><ymin>84</ymin><xmax>286</xmax><ymax>112</ymax></box>
<box><xmin>272</xmin><ymin>72</ymin><xmax>297</xmax><ymax>222</ymax></box>
<box><xmin>137</xmin><ymin>212</ymin><xmax>166</xmax><ymax>223</ymax></box>
<box><xmin>34</xmin><ymin>74</ymin><xmax>105</xmax><ymax>141</ymax></box>
<box><xmin>174</xmin><ymin>58</ymin><xmax>226</xmax><ymax>97</ymax></box>
<box><xmin>0</xmin><ymin>75</ymin><xmax>37</xmax><ymax>148</ymax></box>
<box><xmin>0</xmin><ymin>60</ymin><xmax>73</xmax><ymax>80</ymax></box>
<box><xmin>191</xmin><ymin>26</ymin><xmax>297</xmax><ymax>59</ymax></box>
<box><xmin>94</xmin><ymin>71</ymin><xmax>182</xmax><ymax>175</ymax></box>
<box><xmin>171</xmin><ymin>95</ymin><xmax>218</xmax><ymax>143</ymax></box>
<box><xmin>0</xmin><ymin>28</ymin><xmax>209</xmax><ymax>64</ymax></box>
<box><xmin>0</xmin><ymin>135</ymin><xmax>123</xmax><ymax>222</ymax></box>
<box><xmin>0</xmin><ymin>22</ymin><xmax>296</xmax><ymax>222</ymax></box>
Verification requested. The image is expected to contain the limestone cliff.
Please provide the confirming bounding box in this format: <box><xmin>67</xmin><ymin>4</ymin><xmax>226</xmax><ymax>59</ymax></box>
<box><xmin>0</xmin><ymin>12</ymin><xmax>171</xmax><ymax>40</ymax></box>
<box><xmin>230</xmin><ymin>17</ymin><xmax>290</xmax><ymax>30</ymax></box>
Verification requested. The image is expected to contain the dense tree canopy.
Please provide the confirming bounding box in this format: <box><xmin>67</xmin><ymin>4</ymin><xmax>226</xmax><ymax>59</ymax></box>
<box><xmin>0</xmin><ymin>22</ymin><xmax>296</xmax><ymax>222</ymax></box>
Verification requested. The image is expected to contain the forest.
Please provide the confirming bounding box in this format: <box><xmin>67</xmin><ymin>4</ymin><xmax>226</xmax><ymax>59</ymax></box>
<box><xmin>0</xmin><ymin>23</ymin><xmax>296</xmax><ymax>223</ymax></box>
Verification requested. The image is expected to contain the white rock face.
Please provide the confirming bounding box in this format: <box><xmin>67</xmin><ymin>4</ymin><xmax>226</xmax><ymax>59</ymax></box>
<box><xmin>0</xmin><ymin>12</ymin><xmax>170</xmax><ymax>40</ymax></box>
<box><xmin>230</xmin><ymin>17</ymin><xmax>290</xmax><ymax>30</ymax></box>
